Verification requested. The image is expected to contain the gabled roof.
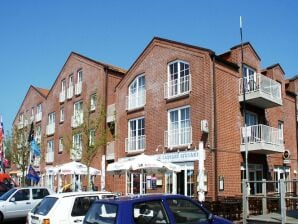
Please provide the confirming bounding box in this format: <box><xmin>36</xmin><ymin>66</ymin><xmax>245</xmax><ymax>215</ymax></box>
<box><xmin>265</xmin><ymin>63</ymin><xmax>285</xmax><ymax>75</ymax></box>
<box><xmin>47</xmin><ymin>52</ymin><xmax>126</xmax><ymax>97</ymax></box>
<box><xmin>13</xmin><ymin>85</ymin><xmax>48</xmax><ymax>124</ymax></box>
<box><xmin>222</xmin><ymin>42</ymin><xmax>261</xmax><ymax>61</ymax></box>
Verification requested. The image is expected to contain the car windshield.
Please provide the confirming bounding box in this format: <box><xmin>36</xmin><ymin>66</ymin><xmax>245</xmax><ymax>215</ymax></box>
<box><xmin>84</xmin><ymin>202</ymin><xmax>118</xmax><ymax>224</ymax></box>
<box><xmin>0</xmin><ymin>188</ymin><xmax>17</xmax><ymax>200</ymax></box>
<box><xmin>31</xmin><ymin>197</ymin><xmax>58</xmax><ymax>216</ymax></box>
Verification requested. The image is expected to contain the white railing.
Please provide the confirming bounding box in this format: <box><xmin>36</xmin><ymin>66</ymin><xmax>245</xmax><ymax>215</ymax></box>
<box><xmin>67</xmin><ymin>86</ymin><xmax>74</xmax><ymax>99</ymax></box>
<box><xmin>75</xmin><ymin>82</ymin><xmax>82</xmax><ymax>95</ymax></box>
<box><xmin>164</xmin><ymin>126</ymin><xmax>192</xmax><ymax>148</ymax></box>
<box><xmin>125</xmin><ymin>135</ymin><xmax>146</xmax><ymax>152</ymax></box>
<box><xmin>70</xmin><ymin>147</ymin><xmax>82</xmax><ymax>160</ymax></box>
<box><xmin>46</xmin><ymin>123</ymin><xmax>55</xmax><ymax>135</ymax></box>
<box><xmin>126</xmin><ymin>90</ymin><xmax>146</xmax><ymax>110</ymax></box>
<box><xmin>71</xmin><ymin>113</ymin><xmax>83</xmax><ymax>128</ymax></box>
<box><xmin>239</xmin><ymin>73</ymin><xmax>281</xmax><ymax>100</ymax></box>
<box><xmin>241</xmin><ymin>124</ymin><xmax>284</xmax><ymax>146</ymax></box>
<box><xmin>46</xmin><ymin>151</ymin><xmax>54</xmax><ymax>163</ymax></box>
<box><xmin>35</xmin><ymin>112</ymin><xmax>42</xmax><ymax>122</ymax></box>
<box><xmin>59</xmin><ymin>90</ymin><xmax>66</xmax><ymax>103</ymax></box>
<box><xmin>164</xmin><ymin>74</ymin><xmax>191</xmax><ymax>99</ymax></box>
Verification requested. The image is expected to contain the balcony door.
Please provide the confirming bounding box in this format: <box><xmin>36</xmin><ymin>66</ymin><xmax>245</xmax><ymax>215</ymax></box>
<box><xmin>243</xmin><ymin>65</ymin><xmax>257</xmax><ymax>92</ymax></box>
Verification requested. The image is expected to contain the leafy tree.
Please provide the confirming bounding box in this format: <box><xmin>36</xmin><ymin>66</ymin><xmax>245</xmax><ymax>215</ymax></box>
<box><xmin>11</xmin><ymin>123</ymin><xmax>31</xmax><ymax>186</ymax></box>
<box><xmin>66</xmin><ymin>93</ymin><xmax>112</xmax><ymax>190</ymax></box>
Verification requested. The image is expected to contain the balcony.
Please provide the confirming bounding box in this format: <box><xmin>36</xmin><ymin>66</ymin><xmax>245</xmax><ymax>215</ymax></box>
<box><xmin>164</xmin><ymin>75</ymin><xmax>191</xmax><ymax>99</ymax></box>
<box><xmin>75</xmin><ymin>82</ymin><xmax>82</xmax><ymax>95</ymax></box>
<box><xmin>46</xmin><ymin>151</ymin><xmax>54</xmax><ymax>163</ymax></box>
<box><xmin>106</xmin><ymin>141</ymin><xmax>115</xmax><ymax>160</ymax></box>
<box><xmin>126</xmin><ymin>90</ymin><xmax>146</xmax><ymax>111</ymax></box>
<box><xmin>67</xmin><ymin>86</ymin><xmax>74</xmax><ymax>99</ymax></box>
<box><xmin>164</xmin><ymin>127</ymin><xmax>192</xmax><ymax>149</ymax></box>
<box><xmin>46</xmin><ymin>123</ymin><xmax>55</xmax><ymax>136</ymax></box>
<box><xmin>35</xmin><ymin>112</ymin><xmax>42</xmax><ymax>122</ymax></box>
<box><xmin>59</xmin><ymin>90</ymin><xmax>66</xmax><ymax>103</ymax></box>
<box><xmin>70</xmin><ymin>147</ymin><xmax>82</xmax><ymax>161</ymax></box>
<box><xmin>71</xmin><ymin>113</ymin><xmax>83</xmax><ymax>128</ymax></box>
<box><xmin>239</xmin><ymin>74</ymin><xmax>282</xmax><ymax>108</ymax></box>
<box><xmin>240</xmin><ymin>124</ymin><xmax>284</xmax><ymax>154</ymax></box>
<box><xmin>125</xmin><ymin>135</ymin><xmax>146</xmax><ymax>153</ymax></box>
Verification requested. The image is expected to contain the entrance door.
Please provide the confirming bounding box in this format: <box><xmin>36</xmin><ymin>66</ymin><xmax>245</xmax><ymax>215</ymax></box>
<box><xmin>177</xmin><ymin>172</ymin><xmax>185</xmax><ymax>195</ymax></box>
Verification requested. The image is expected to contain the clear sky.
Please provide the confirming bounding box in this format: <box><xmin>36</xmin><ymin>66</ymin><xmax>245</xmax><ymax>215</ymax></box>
<box><xmin>0</xmin><ymin>0</ymin><xmax>297</xmax><ymax>131</ymax></box>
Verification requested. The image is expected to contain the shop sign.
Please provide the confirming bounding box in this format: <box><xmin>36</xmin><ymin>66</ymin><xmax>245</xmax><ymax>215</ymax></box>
<box><xmin>157</xmin><ymin>150</ymin><xmax>200</xmax><ymax>163</ymax></box>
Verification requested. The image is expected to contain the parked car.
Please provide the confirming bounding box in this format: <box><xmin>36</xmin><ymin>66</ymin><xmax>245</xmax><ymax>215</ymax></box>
<box><xmin>27</xmin><ymin>191</ymin><xmax>117</xmax><ymax>224</ymax></box>
<box><xmin>0</xmin><ymin>186</ymin><xmax>54</xmax><ymax>223</ymax></box>
<box><xmin>83</xmin><ymin>194</ymin><xmax>233</xmax><ymax>224</ymax></box>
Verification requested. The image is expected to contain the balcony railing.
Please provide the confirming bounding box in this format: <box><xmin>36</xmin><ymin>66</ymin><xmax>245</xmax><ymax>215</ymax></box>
<box><xmin>164</xmin><ymin>126</ymin><xmax>192</xmax><ymax>149</ymax></box>
<box><xmin>125</xmin><ymin>135</ymin><xmax>146</xmax><ymax>152</ymax></box>
<box><xmin>46</xmin><ymin>123</ymin><xmax>55</xmax><ymax>136</ymax></box>
<box><xmin>75</xmin><ymin>82</ymin><xmax>82</xmax><ymax>95</ymax></box>
<box><xmin>59</xmin><ymin>90</ymin><xmax>66</xmax><ymax>103</ymax></box>
<box><xmin>126</xmin><ymin>90</ymin><xmax>146</xmax><ymax>110</ymax></box>
<box><xmin>239</xmin><ymin>73</ymin><xmax>282</xmax><ymax>108</ymax></box>
<box><xmin>71</xmin><ymin>113</ymin><xmax>83</xmax><ymax>128</ymax></box>
<box><xmin>35</xmin><ymin>112</ymin><xmax>42</xmax><ymax>122</ymax></box>
<box><xmin>46</xmin><ymin>151</ymin><xmax>54</xmax><ymax>163</ymax></box>
<box><xmin>164</xmin><ymin>74</ymin><xmax>191</xmax><ymax>99</ymax></box>
<box><xmin>240</xmin><ymin>124</ymin><xmax>284</xmax><ymax>154</ymax></box>
<box><xmin>67</xmin><ymin>86</ymin><xmax>74</xmax><ymax>99</ymax></box>
<box><xmin>71</xmin><ymin>147</ymin><xmax>82</xmax><ymax>160</ymax></box>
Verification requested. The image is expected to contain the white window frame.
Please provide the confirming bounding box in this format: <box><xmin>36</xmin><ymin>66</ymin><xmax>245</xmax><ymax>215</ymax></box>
<box><xmin>59</xmin><ymin>137</ymin><xmax>64</xmax><ymax>153</ymax></box>
<box><xmin>243</xmin><ymin>65</ymin><xmax>257</xmax><ymax>92</ymax></box>
<box><xmin>89</xmin><ymin>129</ymin><xmax>95</xmax><ymax>146</ymax></box>
<box><xmin>127</xmin><ymin>74</ymin><xmax>146</xmax><ymax>110</ymax></box>
<box><xmin>60</xmin><ymin>108</ymin><xmax>64</xmax><ymax>123</ymax></box>
<box><xmin>48</xmin><ymin>112</ymin><xmax>55</xmax><ymax>125</ymax></box>
<box><xmin>127</xmin><ymin>117</ymin><xmax>145</xmax><ymax>152</ymax></box>
<box><xmin>61</xmin><ymin>79</ymin><xmax>66</xmax><ymax>92</ymax></box>
<box><xmin>167</xmin><ymin>106</ymin><xmax>191</xmax><ymax>147</ymax></box>
<box><xmin>69</xmin><ymin>74</ymin><xmax>74</xmax><ymax>87</ymax></box>
<box><xmin>37</xmin><ymin>104</ymin><xmax>42</xmax><ymax>114</ymax></box>
<box><xmin>77</xmin><ymin>70</ymin><xmax>83</xmax><ymax>83</ymax></box>
<box><xmin>167</xmin><ymin>60</ymin><xmax>190</xmax><ymax>97</ymax></box>
<box><xmin>90</xmin><ymin>94</ymin><xmax>96</xmax><ymax>111</ymax></box>
<box><xmin>278</xmin><ymin>121</ymin><xmax>284</xmax><ymax>145</ymax></box>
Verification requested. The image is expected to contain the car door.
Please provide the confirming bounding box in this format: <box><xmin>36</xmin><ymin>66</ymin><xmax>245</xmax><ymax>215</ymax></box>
<box><xmin>5</xmin><ymin>188</ymin><xmax>31</xmax><ymax>219</ymax></box>
<box><xmin>69</xmin><ymin>195</ymin><xmax>99</xmax><ymax>224</ymax></box>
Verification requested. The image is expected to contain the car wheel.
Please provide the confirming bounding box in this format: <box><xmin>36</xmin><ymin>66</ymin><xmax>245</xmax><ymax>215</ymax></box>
<box><xmin>0</xmin><ymin>213</ymin><xmax>3</xmax><ymax>224</ymax></box>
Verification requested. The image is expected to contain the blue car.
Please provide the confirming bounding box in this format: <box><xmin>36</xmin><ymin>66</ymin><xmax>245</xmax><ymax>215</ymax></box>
<box><xmin>83</xmin><ymin>194</ymin><xmax>232</xmax><ymax>224</ymax></box>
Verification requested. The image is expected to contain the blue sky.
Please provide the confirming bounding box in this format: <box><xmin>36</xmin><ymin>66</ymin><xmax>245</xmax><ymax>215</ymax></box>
<box><xmin>0</xmin><ymin>0</ymin><xmax>297</xmax><ymax>131</ymax></box>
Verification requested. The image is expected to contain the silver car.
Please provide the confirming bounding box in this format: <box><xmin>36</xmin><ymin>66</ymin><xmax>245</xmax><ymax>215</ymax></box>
<box><xmin>0</xmin><ymin>186</ymin><xmax>54</xmax><ymax>223</ymax></box>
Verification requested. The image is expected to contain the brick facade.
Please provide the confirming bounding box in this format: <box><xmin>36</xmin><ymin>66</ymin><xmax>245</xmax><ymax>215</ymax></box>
<box><xmin>12</xmin><ymin>38</ymin><xmax>297</xmax><ymax>199</ymax></box>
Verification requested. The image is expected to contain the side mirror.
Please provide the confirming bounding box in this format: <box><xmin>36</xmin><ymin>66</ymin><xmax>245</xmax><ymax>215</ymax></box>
<box><xmin>10</xmin><ymin>197</ymin><xmax>16</xmax><ymax>202</ymax></box>
<box><xmin>208</xmin><ymin>213</ymin><xmax>214</xmax><ymax>222</ymax></box>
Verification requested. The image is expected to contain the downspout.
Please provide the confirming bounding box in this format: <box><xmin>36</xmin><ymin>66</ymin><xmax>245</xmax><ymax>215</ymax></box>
<box><xmin>212</xmin><ymin>54</ymin><xmax>218</xmax><ymax>200</ymax></box>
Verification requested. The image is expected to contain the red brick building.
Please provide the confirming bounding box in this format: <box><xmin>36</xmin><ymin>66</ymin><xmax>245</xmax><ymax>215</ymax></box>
<box><xmin>13</xmin><ymin>38</ymin><xmax>298</xmax><ymax>199</ymax></box>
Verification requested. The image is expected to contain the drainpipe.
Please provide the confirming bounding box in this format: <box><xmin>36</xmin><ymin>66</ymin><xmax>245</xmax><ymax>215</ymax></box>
<box><xmin>212</xmin><ymin>54</ymin><xmax>218</xmax><ymax>200</ymax></box>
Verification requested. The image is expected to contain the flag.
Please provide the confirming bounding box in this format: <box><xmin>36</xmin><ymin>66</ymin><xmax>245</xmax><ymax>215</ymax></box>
<box><xmin>30</xmin><ymin>139</ymin><xmax>41</xmax><ymax>156</ymax></box>
<box><xmin>0</xmin><ymin>115</ymin><xmax>3</xmax><ymax>143</ymax></box>
<box><xmin>26</xmin><ymin>165</ymin><xmax>40</xmax><ymax>183</ymax></box>
<box><xmin>28</xmin><ymin>122</ymin><xmax>34</xmax><ymax>143</ymax></box>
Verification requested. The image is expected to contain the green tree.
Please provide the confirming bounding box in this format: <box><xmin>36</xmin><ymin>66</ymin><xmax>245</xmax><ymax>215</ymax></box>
<box><xmin>11</xmin><ymin>123</ymin><xmax>31</xmax><ymax>186</ymax></box>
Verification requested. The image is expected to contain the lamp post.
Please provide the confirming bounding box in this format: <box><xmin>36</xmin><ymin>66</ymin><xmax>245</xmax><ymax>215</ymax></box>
<box><xmin>240</xmin><ymin>16</ymin><xmax>250</xmax><ymax>194</ymax></box>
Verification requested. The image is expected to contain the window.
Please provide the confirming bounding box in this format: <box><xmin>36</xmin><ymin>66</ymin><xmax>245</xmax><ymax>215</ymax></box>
<box><xmin>89</xmin><ymin>129</ymin><xmax>95</xmax><ymax>146</ymax></box>
<box><xmin>37</xmin><ymin>104</ymin><xmax>42</xmax><ymax>114</ymax></box>
<box><xmin>133</xmin><ymin>201</ymin><xmax>169</xmax><ymax>224</ymax></box>
<box><xmin>167</xmin><ymin>198</ymin><xmax>207</xmax><ymax>223</ymax></box>
<box><xmin>36</xmin><ymin>125</ymin><xmax>41</xmax><ymax>143</ymax></box>
<box><xmin>69</xmin><ymin>74</ymin><xmax>74</xmax><ymax>87</ymax></box>
<box><xmin>126</xmin><ymin>117</ymin><xmax>145</xmax><ymax>152</ymax></box>
<box><xmin>72</xmin><ymin>133</ymin><xmax>82</xmax><ymax>160</ymax></box>
<box><xmin>167</xmin><ymin>60</ymin><xmax>190</xmax><ymax>98</ymax></box>
<box><xmin>278</xmin><ymin>121</ymin><xmax>284</xmax><ymax>145</ymax></box>
<box><xmin>46</xmin><ymin>140</ymin><xmax>54</xmax><ymax>163</ymax></box>
<box><xmin>127</xmin><ymin>75</ymin><xmax>145</xmax><ymax>110</ymax></box>
<box><xmin>31</xmin><ymin>107</ymin><xmax>34</xmax><ymax>120</ymax></box>
<box><xmin>77</xmin><ymin>70</ymin><xmax>83</xmax><ymax>83</ymax></box>
<box><xmin>71</xmin><ymin>196</ymin><xmax>98</xmax><ymax>217</ymax></box>
<box><xmin>74</xmin><ymin>101</ymin><xmax>83</xmax><ymax>116</ymax></box>
<box><xmin>243</xmin><ymin>65</ymin><xmax>257</xmax><ymax>92</ymax></box>
<box><xmin>72</xmin><ymin>101</ymin><xmax>83</xmax><ymax>127</ymax></box>
<box><xmin>48</xmin><ymin>112</ymin><xmax>55</xmax><ymax>125</ymax></box>
<box><xmin>59</xmin><ymin>138</ymin><xmax>64</xmax><ymax>153</ymax></box>
<box><xmin>61</xmin><ymin>79</ymin><xmax>66</xmax><ymax>92</ymax></box>
<box><xmin>274</xmin><ymin>167</ymin><xmax>290</xmax><ymax>192</ymax></box>
<box><xmin>47</xmin><ymin>140</ymin><xmax>54</xmax><ymax>153</ymax></box>
<box><xmin>14</xmin><ymin>189</ymin><xmax>30</xmax><ymax>201</ymax></box>
<box><xmin>167</xmin><ymin>106</ymin><xmax>191</xmax><ymax>147</ymax></box>
<box><xmin>60</xmin><ymin>108</ymin><xmax>64</xmax><ymax>123</ymax></box>
<box><xmin>90</xmin><ymin>94</ymin><xmax>96</xmax><ymax>111</ymax></box>
<box><xmin>32</xmin><ymin>188</ymin><xmax>50</xmax><ymax>199</ymax></box>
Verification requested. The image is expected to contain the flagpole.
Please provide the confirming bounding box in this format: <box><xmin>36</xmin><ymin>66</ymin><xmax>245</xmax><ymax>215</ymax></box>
<box><xmin>240</xmin><ymin>16</ymin><xmax>249</xmax><ymax>194</ymax></box>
